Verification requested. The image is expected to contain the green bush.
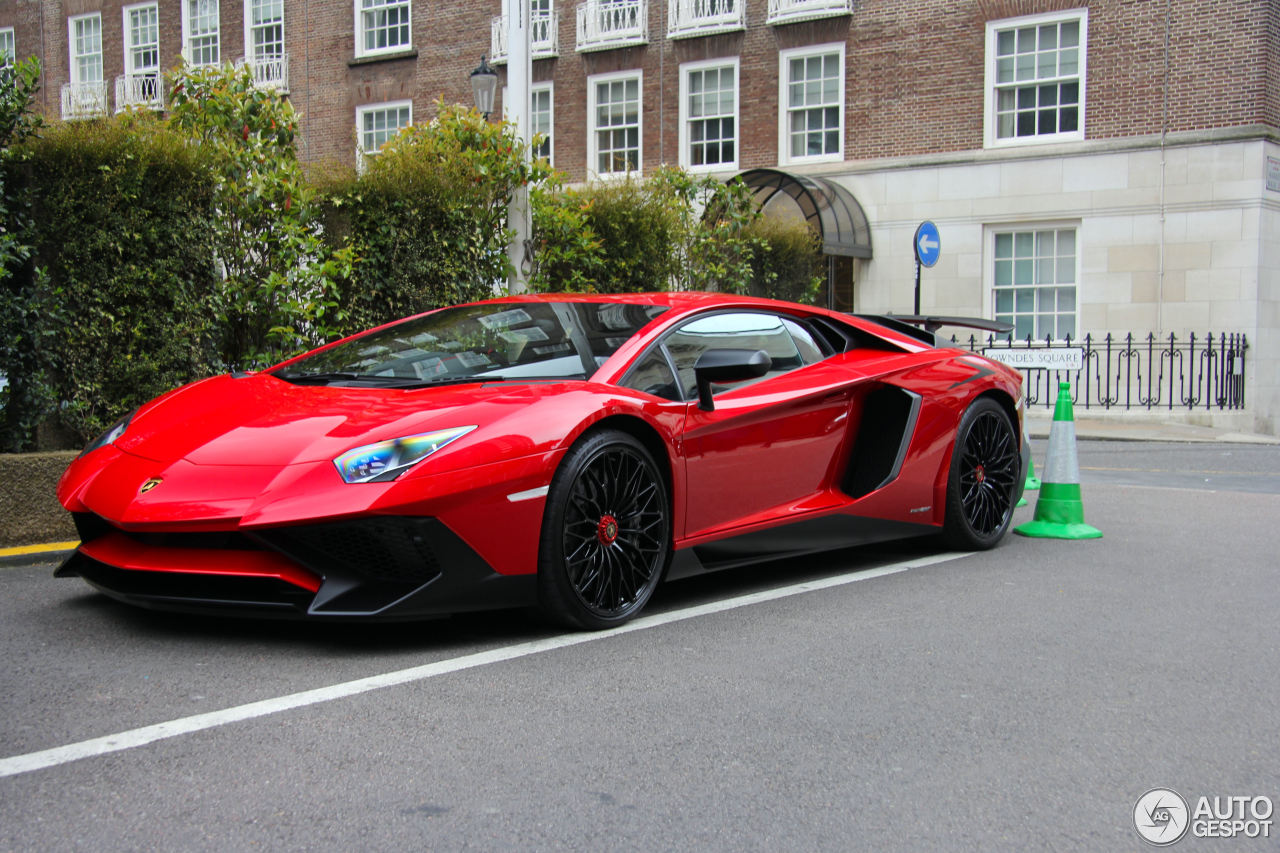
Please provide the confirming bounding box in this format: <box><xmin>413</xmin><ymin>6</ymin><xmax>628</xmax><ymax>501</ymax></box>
<box><xmin>530</xmin><ymin>168</ymin><xmax>824</xmax><ymax>300</ymax></box>
<box><xmin>168</xmin><ymin>63</ymin><xmax>348</xmax><ymax>367</ymax></box>
<box><xmin>742</xmin><ymin>216</ymin><xmax>825</xmax><ymax>304</ymax></box>
<box><xmin>531</xmin><ymin>173</ymin><xmax>696</xmax><ymax>294</ymax></box>
<box><xmin>0</xmin><ymin>56</ymin><xmax>47</xmax><ymax>451</ymax></box>
<box><xmin>3</xmin><ymin>115</ymin><xmax>221</xmax><ymax>448</ymax></box>
<box><xmin>317</xmin><ymin>103</ymin><xmax>547</xmax><ymax>334</ymax></box>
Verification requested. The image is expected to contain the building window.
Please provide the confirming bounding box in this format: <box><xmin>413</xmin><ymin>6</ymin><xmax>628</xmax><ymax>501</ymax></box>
<box><xmin>183</xmin><ymin>0</ymin><xmax>220</xmax><ymax>66</ymax></box>
<box><xmin>246</xmin><ymin>0</ymin><xmax>284</xmax><ymax>60</ymax></box>
<box><xmin>531</xmin><ymin>0</ymin><xmax>554</xmax><ymax>50</ymax></box>
<box><xmin>532</xmin><ymin>83</ymin><xmax>553</xmax><ymax>164</ymax></box>
<box><xmin>357</xmin><ymin>0</ymin><xmax>411</xmax><ymax>57</ymax></box>
<box><xmin>0</xmin><ymin>28</ymin><xmax>14</xmax><ymax>66</ymax></box>
<box><xmin>680</xmin><ymin>59</ymin><xmax>737</xmax><ymax>172</ymax></box>
<box><xmin>357</xmin><ymin>101</ymin><xmax>412</xmax><ymax>168</ymax></box>
<box><xmin>70</xmin><ymin>14</ymin><xmax>104</xmax><ymax>85</ymax></box>
<box><xmin>124</xmin><ymin>4</ymin><xmax>160</xmax><ymax>77</ymax></box>
<box><xmin>779</xmin><ymin>43</ymin><xmax>843</xmax><ymax>165</ymax></box>
<box><xmin>992</xmin><ymin>227</ymin><xmax>1077</xmax><ymax>340</ymax></box>
<box><xmin>120</xmin><ymin>3</ymin><xmax>161</xmax><ymax>110</ymax></box>
<box><xmin>588</xmin><ymin>71</ymin><xmax>641</xmax><ymax>178</ymax></box>
<box><xmin>986</xmin><ymin>10</ymin><xmax>1086</xmax><ymax>147</ymax></box>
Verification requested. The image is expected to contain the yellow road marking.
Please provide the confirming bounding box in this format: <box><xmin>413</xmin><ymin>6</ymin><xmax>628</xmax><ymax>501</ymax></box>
<box><xmin>0</xmin><ymin>541</ymin><xmax>79</xmax><ymax>558</ymax></box>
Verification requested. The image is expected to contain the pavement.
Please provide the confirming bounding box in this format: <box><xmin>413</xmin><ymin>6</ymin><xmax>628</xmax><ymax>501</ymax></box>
<box><xmin>1025</xmin><ymin>412</ymin><xmax>1280</xmax><ymax>445</ymax></box>
<box><xmin>3</xmin><ymin>414</ymin><xmax>1276</xmax><ymax>568</ymax></box>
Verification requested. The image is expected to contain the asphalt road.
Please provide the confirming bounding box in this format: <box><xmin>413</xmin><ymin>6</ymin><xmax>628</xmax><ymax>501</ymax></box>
<box><xmin>2</xmin><ymin>441</ymin><xmax>1278</xmax><ymax>851</ymax></box>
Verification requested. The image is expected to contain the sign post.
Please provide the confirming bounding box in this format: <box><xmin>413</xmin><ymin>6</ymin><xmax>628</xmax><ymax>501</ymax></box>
<box><xmin>912</xmin><ymin>220</ymin><xmax>940</xmax><ymax>314</ymax></box>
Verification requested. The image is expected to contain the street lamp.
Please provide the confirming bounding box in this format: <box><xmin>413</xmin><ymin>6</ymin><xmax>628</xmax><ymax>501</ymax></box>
<box><xmin>469</xmin><ymin>55</ymin><xmax>498</xmax><ymax>120</ymax></box>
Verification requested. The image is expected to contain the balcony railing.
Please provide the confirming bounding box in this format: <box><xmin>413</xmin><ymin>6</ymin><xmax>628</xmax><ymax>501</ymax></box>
<box><xmin>491</xmin><ymin>11</ymin><xmax>560</xmax><ymax>61</ymax></box>
<box><xmin>766</xmin><ymin>0</ymin><xmax>851</xmax><ymax>25</ymax></box>
<box><xmin>576</xmin><ymin>0</ymin><xmax>647</xmax><ymax>52</ymax></box>
<box><xmin>955</xmin><ymin>332</ymin><xmax>1250</xmax><ymax>412</ymax></box>
<box><xmin>239</xmin><ymin>53</ymin><xmax>289</xmax><ymax>93</ymax></box>
<box><xmin>668</xmin><ymin>0</ymin><xmax>743</xmax><ymax>38</ymax></box>
<box><xmin>114</xmin><ymin>73</ymin><xmax>163</xmax><ymax>112</ymax></box>
<box><xmin>60</xmin><ymin>81</ymin><xmax>108</xmax><ymax>120</ymax></box>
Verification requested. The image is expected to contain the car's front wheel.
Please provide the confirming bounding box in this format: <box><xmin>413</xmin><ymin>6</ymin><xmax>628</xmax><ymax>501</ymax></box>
<box><xmin>537</xmin><ymin>429</ymin><xmax>671</xmax><ymax>630</ymax></box>
<box><xmin>942</xmin><ymin>397</ymin><xmax>1021</xmax><ymax>550</ymax></box>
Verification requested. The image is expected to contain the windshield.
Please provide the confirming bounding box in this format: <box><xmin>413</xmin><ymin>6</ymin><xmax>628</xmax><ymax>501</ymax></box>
<box><xmin>271</xmin><ymin>301</ymin><xmax>668</xmax><ymax>387</ymax></box>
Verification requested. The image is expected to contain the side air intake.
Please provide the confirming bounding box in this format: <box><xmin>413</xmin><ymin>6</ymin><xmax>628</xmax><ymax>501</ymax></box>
<box><xmin>843</xmin><ymin>386</ymin><xmax>921</xmax><ymax>499</ymax></box>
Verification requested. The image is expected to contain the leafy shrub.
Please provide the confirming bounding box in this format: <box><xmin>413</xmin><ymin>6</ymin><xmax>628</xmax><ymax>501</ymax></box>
<box><xmin>168</xmin><ymin>63</ymin><xmax>348</xmax><ymax>368</ymax></box>
<box><xmin>531</xmin><ymin>167</ymin><xmax>824</xmax><ymax>301</ymax></box>
<box><xmin>741</xmin><ymin>216</ymin><xmax>825</xmax><ymax>304</ymax></box>
<box><xmin>4</xmin><ymin>115</ymin><xmax>221</xmax><ymax>448</ymax></box>
<box><xmin>0</xmin><ymin>56</ymin><xmax>47</xmax><ymax>451</ymax></box>
<box><xmin>317</xmin><ymin>102</ymin><xmax>547</xmax><ymax>333</ymax></box>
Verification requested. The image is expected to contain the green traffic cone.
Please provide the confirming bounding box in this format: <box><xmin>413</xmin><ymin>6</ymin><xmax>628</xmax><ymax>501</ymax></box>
<box><xmin>1024</xmin><ymin>438</ymin><xmax>1041</xmax><ymax>491</ymax></box>
<box><xmin>1014</xmin><ymin>381</ymin><xmax>1102</xmax><ymax>539</ymax></box>
<box><xmin>1017</xmin><ymin>423</ymin><xmax>1040</xmax><ymax>507</ymax></box>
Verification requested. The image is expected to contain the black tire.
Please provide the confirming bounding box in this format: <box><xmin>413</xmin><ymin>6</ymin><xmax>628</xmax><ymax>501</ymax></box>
<box><xmin>537</xmin><ymin>429</ymin><xmax>671</xmax><ymax>630</ymax></box>
<box><xmin>942</xmin><ymin>397</ymin><xmax>1021</xmax><ymax>550</ymax></box>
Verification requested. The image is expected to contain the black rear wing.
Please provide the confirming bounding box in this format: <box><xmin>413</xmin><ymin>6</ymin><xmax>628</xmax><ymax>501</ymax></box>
<box><xmin>854</xmin><ymin>314</ymin><xmax>1014</xmax><ymax>347</ymax></box>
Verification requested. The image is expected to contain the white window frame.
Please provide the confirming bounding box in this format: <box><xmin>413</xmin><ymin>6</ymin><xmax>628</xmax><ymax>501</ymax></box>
<box><xmin>0</xmin><ymin>28</ymin><xmax>15</xmax><ymax>66</ymax></box>
<box><xmin>531</xmin><ymin>81</ymin><xmax>554</xmax><ymax>166</ymax></box>
<box><xmin>244</xmin><ymin>0</ymin><xmax>285</xmax><ymax>61</ymax></box>
<box><xmin>985</xmin><ymin>222</ymin><xmax>1081</xmax><ymax>341</ymax></box>
<box><xmin>68</xmin><ymin>13</ymin><xmax>104</xmax><ymax>85</ymax></box>
<box><xmin>123</xmin><ymin>3</ymin><xmax>160</xmax><ymax>78</ymax></box>
<box><xmin>587</xmin><ymin>69</ymin><xmax>643</xmax><ymax>180</ymax></box>
<box><xmin>678</xmin><ymin>57</ymin><xmax>739</xmax><ymax>173</ymax></box>
<box><xmin>356</xmin><ymin>100</ymin><xmax>412</xmax><ymax>170</ymax></box>
<box><xmin>181</xmin><ymin>0</ymin><xmax>220</xmax><ymax>67</ymax></box>
<box><xmin>355</xmin><ymin>0</ymin><xmax>412</xmax><ymax>59</ymax></box>
<box><xmin>502</xmin><ymin>81</ymin><xmax>554</xmax><ymax>164</ymax></box>
<box><xmin>777</xmin><ymin>42</ymin><xmax>844</xmax><ymax>166</ymax></box>
<box><xmin>983</xmin><ymin>9</ymin><xmax>1087</xmax><ymax>149</ymax></box>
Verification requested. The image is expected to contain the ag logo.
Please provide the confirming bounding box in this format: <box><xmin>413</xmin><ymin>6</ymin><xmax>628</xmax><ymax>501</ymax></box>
<box><xmin>139</xmin><ymin>477</ymin><xmax>163</xmax><ymax>495</ymax></box>
<box><xmin>1135</xmin><ymin>788</ymin><xmax>1190</xmax><ymax>846</ymax></box>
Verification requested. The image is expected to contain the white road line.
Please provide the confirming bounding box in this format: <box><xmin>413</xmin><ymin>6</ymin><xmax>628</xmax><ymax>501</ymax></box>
<box><xmin>0</xmin><ymin>550</ymin><xmax>968</xmax><ymax>779</ymax></box>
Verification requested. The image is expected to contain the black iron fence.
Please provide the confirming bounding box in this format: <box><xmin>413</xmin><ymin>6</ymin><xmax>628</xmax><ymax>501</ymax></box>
<box><xmin>948</xmin><ymin>332</ymin><xmax>1249</xmax><ymax>412</ymax></box>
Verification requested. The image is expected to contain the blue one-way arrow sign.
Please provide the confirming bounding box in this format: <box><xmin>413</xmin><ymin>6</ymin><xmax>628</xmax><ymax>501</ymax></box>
<box><xmin>914</xmin><ymin>220</ymin><xmax>941</xmax><ymax>268</ymax></box>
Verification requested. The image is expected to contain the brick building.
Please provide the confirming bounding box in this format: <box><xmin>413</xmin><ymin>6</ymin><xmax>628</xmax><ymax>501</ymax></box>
<box><xmin>3</xmin><ymin>0</ymin><xmax>1279</xmax><ymax>432</ymax></box>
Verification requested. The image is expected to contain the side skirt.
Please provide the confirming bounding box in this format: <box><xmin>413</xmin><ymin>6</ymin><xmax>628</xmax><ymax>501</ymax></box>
<box><xmin>667</xmin><ymin>512</ymin><xmax>937</xmax><ymax>581</ymax></box>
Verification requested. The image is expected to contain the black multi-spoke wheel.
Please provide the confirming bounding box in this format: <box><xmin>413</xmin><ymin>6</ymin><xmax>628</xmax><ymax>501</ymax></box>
<box><xmin>538</xmin><ymin>429</ymin><xmax>671</xmax><ymax>629</ymax></box>
<box><xmin>942</xmin><ymin>398</ymin><xmax>1021</xmax><ymax>550</ymax></box>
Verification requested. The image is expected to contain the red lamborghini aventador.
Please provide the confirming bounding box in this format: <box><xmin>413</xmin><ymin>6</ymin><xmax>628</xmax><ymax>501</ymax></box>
<box><xmin>56</xmin><ymin>292</ymin><xmax>1027</xmax><ymax>629</ymax></box>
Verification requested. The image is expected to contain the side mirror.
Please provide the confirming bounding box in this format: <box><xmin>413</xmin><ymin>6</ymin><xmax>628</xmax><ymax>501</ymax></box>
<box><xmin>693</xmin><ymin>349</ymin><xmax>771</xmax><ymax>411</ymax></box>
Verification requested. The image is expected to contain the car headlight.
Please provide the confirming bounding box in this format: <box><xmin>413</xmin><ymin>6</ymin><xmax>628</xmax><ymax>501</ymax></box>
<box><xmin>333</xmin><ymin>426</ymin><xmax>476</xmax><ymax>484</ymax></box>
<box><xmin>81</xmin><ymin>410</ymin><xmax>136</xmax><ymax>457</ymax></box>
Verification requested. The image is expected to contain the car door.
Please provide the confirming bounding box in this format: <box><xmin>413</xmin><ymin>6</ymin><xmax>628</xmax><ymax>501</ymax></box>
<box><xmin>664</xmin><ymin>311</ymin><xmax>856</xmax><ymax>541</ymax></box>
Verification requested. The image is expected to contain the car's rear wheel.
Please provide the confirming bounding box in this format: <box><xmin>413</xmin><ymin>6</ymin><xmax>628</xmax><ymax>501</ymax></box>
<box><xmin>537</xmin><ymin>429</ymin><xmax>671</xmax><ymax>630</ymax></box>
<box><xmin>942</xmin><ymin>397</ymin><xmax>1020</xmax><ymax>550</ymax></box>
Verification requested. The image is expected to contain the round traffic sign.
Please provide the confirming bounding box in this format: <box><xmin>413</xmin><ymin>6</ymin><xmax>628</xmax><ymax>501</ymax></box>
<box><xmin>914</xmin><ymin>221</ymin><xmax>941</xmax><ymax>268</ymax></box>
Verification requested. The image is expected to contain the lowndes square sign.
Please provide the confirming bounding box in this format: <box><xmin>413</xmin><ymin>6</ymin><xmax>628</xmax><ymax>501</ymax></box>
<box><xmin>982</xmin><ymin>347</ymin><xmax>1085</xmax><ymax>371</ymax></box>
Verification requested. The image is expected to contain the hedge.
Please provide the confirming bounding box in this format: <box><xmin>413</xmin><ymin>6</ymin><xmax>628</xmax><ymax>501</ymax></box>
<box><xmin>1</xmin><ymin>115</ymin><xmax>221</xmax><ymax>451</ymax></box>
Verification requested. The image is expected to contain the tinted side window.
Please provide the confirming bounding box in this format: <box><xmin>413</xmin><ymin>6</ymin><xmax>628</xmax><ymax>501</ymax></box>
<box><xmin>663</xmin><ymin>312</ymin><xmax>804</xmax><ymax>400</ymax></box>
<box><xmin>782</xmin><ymin>317</ymin><xmax>832</xmax><ymax>363</ymax></box>
<box><xmin>621</xmin><ymin>349</ymin><xmax>681</xmax><ymax>401</ymax></box>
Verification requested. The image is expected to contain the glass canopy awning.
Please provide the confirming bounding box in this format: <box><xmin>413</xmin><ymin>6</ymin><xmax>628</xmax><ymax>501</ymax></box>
<box><xmin>736</xmin><ymin>168</ymin><xmax>873</xmax><ymax>259</ymax></box>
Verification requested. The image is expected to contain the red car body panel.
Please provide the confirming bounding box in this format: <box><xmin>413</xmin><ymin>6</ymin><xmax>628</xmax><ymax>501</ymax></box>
<box><xmin>55</xmin><ymin>292</ymin><xmax>1025</xmax><ymax>620</ymax></box>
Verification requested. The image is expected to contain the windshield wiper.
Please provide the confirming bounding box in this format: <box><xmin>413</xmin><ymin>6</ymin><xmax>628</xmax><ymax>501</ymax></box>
<box><xmin>273</xmin><ymin>371</ymin><xmax>413</xmax><ymax>386</ymax></box>
<box><xmin>381</xmin><ymin>375</ymin><xmax>514</xmax><ymax>389</ymax></box>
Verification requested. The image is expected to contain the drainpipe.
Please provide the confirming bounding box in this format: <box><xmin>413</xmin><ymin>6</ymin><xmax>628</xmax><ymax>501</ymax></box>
<box><xmin>1157</xmin><ymin>0</ymin><xmax>1171</xmax><ymax>335</ymax></box>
